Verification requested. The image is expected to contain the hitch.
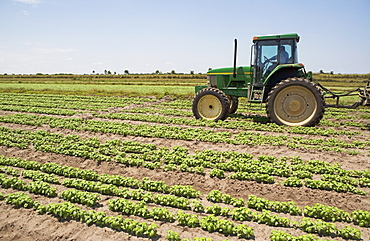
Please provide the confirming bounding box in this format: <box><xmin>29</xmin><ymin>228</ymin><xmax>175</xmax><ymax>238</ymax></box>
<box><xmin>317</xmin><ymin>81</ymin><xmax>370</xmax><ymax>109</ymax></box>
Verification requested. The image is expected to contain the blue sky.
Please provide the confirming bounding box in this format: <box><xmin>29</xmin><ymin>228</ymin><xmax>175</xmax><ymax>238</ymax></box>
<box><xmin>1</xmin><ymin>0</ymin><xmax>369</xmax><ymax>74</ymax></box>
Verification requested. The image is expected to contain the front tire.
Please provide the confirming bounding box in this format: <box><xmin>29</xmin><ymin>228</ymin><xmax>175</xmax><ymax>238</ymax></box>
<box><xmin>192</xmin><ymin>87</ymin><xmax>230</xmax><ymax>121</ymax></box>
<box><xmin>228</xmin><ymin>96</ymin><xmax>239</xmax><ymax>114</ymax></box>
<box><xmin>266</xmin><ymin>78</ymin><xmax>325</xmax><ymax>127</ymax></box>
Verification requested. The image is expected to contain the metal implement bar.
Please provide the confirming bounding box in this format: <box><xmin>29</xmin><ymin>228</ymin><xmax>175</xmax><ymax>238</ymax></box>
<box><xmin>317</xmin><ymin>81</ymin><xmax>370</xmax><ymax>109</ymax></box>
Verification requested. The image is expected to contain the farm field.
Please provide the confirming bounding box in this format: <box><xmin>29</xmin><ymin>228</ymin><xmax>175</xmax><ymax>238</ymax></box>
<box><xmin>0</xmin><ymin>78</ymin><xmax>369</xmax><ymax>241</ymax></box>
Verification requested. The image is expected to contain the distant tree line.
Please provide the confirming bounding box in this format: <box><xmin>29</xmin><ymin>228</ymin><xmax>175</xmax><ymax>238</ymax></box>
<box><xmin>91</xmin><ymin>70</ymin><xmax>200</xmax><ymax>75</ymax></box>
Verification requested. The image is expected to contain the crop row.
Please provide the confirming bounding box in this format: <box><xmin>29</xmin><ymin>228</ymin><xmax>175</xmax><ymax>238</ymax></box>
<box><xmin>0</xmin><ymin>114</ymin><xmax>368</xmax><ymax>155</ymax></box>
<box><xmin>0</xmin><ymin>161</ymin><xmax>367</xmax><ymax>240</ymax></box>
<box><xmin>1</xmin><ymin>156</ymin><xmax>370</xmax><ymax>231</ymax></box>
<box><xmin>166</xmin><ymin>229</ymin><xmax>337</xmax><ymax>241</ymax></box>
<box><xmin>109</xmin><ymin>198</ymin><xmax>254</xmax><ymax>238</ymax></box>
<box><xmin>319</xmin><ymin>118</ymin><xmax>370</xmax><ymax>129</ymax></box>
<box><xmin>0</xmin><ymin>162</ymin><xmax>241</xmax><ymax>213</ymax></box>
<box><xmin>0</xmin><ymin>131</ymin><xmax>358</xmax><ymax>189</ymax></box>
<box><xmin>323</xmin><ymin>108</ymin><xmax>370</xmax><ymax>120</ymax></box>
<box><xmin>3</xmin><ymin>92</ymin><xmax>369</xmax><ymax>116</ymax></box>
<box><xmin>125</xmin><ymin>106</ymin><xmax>193</xmax><ymax>117</ymax></box>
<box><xmin>0</xmin><ymin>190</ymin><xmax>252</xmax><ymax>239</ymax></box>
<box><xmin>0</xmin><ymin>172</ymin><xmax>253</xmax><ymax>239</ymax></box>
<box><xmin>0</xmin><ymin>93</ymin><xmax>152</xmax><ymax>111</ymax></box>
<box><xmin>212</xmin><ymin>191</ymin><xmax>370</xmax><ymax>228</ymax></box>
<box><xmin>0</xmin><ymin>191</ymin><xmax>158</xmax><ymax>238</ymax></box>
<box><xmin>0</xmin><ymin>167</ymin><xmax>198</xmax><ymax>211</ymax></box>
<box><xmin>0</xmin><ymin>173</ymin><xmax>57</xmax><ymax>196</ymax></box>
<box><xmin>0</xmin><ymin>156</ymin><xmax>200</xmax><ymax>199</ymax></box>
<box><xmin>96</xmin><ymin>112</ymin><xmax>361</xmax><ymax>137</ymax></box>
<box><xmin>0</xmin><ymin>104</ymin><xmax>79</xmax><ymax>116</ymax></box>
<box><xmin>158</xmin><ymin>99</ymin><xmax>192</xmax><ymax>108</ymax></box>
<box><xmin>0</xmin><ymin>172</ymin><xmax>98</xmax><ymax>205</ymax></box>
<box><xmin>98</xmin><ymin>103</ymin><xmax>370</xmax><ymax>130</ymax></box>
<box><xmin>118</xmin><ymin>95</ymin><xmax>370</xmax><ymax>118</ymax></box>
<box><xmin>0</xmin><ymin>92</ymin><xmax>152</xmax><ymax>105</ymax></box>
<box><xmin>0</xmin><ymin>184</ymin><xmax>362</xmax><ymax>240</ymax></box>
<box><xmin>2</xmin><ymin>92</ymin><xmax>368</xmax><ymax>130</ymax></box>
<box><xmin>270</xmin><ymin>230</ymin><xmax>346</xmax><ymax>241</ymax></box>
<box><xmin>0</xmin><ymin>126</ymin><xmax>368</xmax><ymax>195</ymax></box>
<box><xmin>0</xmin><ymin>181</ymin><xmax>360</xmax><ymax>241</ymax></box>
<box><xmin>119</xmin><ymin>98</ymin><xmax>370</xmax><ymax>129</ymax></box>
<box><xmin>0</xmin><ymin>163</ymin><xmax>238</xmax><ymax>211</ymax></box>
<box><xmin>1</xmin><ymin>92</ymin><xmax>367</xmax><ymax>136</ymax></box>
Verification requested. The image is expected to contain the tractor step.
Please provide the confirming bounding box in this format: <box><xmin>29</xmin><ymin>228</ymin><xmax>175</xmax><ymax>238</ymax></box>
<box><xmin>248</xmin><ymin>85</ymin><xmax>265</xmax><ymax>109</ymax></box>
<box><xmin>251</xmin><ymin>89</ymin><xmax>263</xmax><ymax>93</ymax></box>
<box><xmin>248</xmin><ymin>87</ymin><xmax>264</xmax><ymax>102</ymax></box>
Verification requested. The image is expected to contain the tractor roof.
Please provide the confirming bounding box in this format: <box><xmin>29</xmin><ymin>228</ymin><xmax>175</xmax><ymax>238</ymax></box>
<box><xmin>252</xmin><ymin>33</ymin><xmax>300</xmax><ymax>43</ymax></box>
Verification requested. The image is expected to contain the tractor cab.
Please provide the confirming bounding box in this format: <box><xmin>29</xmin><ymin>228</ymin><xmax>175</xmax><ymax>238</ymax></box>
<box><xmin>251</xmin><ymin>33</ymin><xmax>300</xmax><ymax>86</ymax></box>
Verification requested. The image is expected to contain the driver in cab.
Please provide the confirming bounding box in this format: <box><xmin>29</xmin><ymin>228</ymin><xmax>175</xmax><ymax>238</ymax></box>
<box><xmin>263</xmin><ymin>45</ymin><xmax>289</xmax><ymax>78</ymax></box>
<box><xmin>270</xmin><ymin>45</ymin><xmax>289</xmax><ymax>64</ymax></box>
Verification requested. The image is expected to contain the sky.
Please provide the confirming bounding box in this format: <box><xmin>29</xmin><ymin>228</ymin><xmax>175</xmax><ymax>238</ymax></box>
<box><xmin>0</xmin><ymin>0</ymin><xmax>369</xmax><ymax>74</ymax></box>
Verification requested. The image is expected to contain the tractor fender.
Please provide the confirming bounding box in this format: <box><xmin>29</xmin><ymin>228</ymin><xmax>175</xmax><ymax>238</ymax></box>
<box><xmin>264</xmin><ymin>64</ymin><xmax>305</xmax><ymax>87</ymax></box>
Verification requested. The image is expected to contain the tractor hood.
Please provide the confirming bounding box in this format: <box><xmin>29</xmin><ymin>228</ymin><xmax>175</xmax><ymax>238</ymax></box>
<box><xmin>207</xmin><ymin>66</ymin><xmax>253</xmax><ymax>76</ymax></box>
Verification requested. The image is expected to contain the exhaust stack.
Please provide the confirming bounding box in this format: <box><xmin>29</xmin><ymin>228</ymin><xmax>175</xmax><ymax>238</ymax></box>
<box><xmin>233</xmin><ymin>39</ymin><xmax>237</xmax><ymax>78</ymax></box>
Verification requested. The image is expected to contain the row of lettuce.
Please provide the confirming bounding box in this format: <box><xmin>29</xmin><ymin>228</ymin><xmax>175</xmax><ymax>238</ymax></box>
<box><xmin>0</xmin><ymin>125</ymin><xmax>369</xmax><ymax>196</ymax></box>
<box><xmin>0</xmin><ymin>113</ymin><xmax>369</xmax><ymax>156</ymax></box>
<box><xmin>1</xmin><ymin>157</ymin><xmax>369</xmax><ymax>225</ymax></box>
<box><xmin>0</xmin><ymin>92</ymin><xmax>369</xmax><ymax>135</ymax></box>
<box><xmin>1</xmin><ymin>102</ymin><xmax>368</xmax><ymax>136</ymax></box>
<box><xmin>0</xmin><ymin>93</ymin><xmax>152</xmax><ymax>111</ymax></box>
<box><xmin>0</xmin><ymin>154</ymin><xmax>367</xmax><ymax>240</ymax></box>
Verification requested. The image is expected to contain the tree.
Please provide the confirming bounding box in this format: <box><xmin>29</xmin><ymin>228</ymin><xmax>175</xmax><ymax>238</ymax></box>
<box><xmin>171</xmin><ymin>70</ymin><xmax>176</xmax><ymax>74</ymax></box>
<box><xmin>124</xmin><ymin>69</ymin><xmax>129</xmax><ymax>74</ymax></box>
<box><xmin>92</xmin><ymin>70</ymin><xmax>95</xmax><ymax>75</ymax></box>
<box><xmin>155</xmin><ymin>70</ymin><xmax>161</xmax><ymax>74</ymax></box>
<box><xmin>190</xmin><ymin>70</ymin><xmax>194</xmax><ymax>75</ymax></box>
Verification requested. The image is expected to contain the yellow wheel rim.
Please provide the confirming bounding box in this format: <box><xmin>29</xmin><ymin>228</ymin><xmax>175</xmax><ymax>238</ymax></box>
<box><xmin>273</xmin><ymin>85</ymin><xmax>317</xmax><ymax>126</ymax></box>
<box><xmin>197</xmin><ymin>94</ymin><xmax>222</xmax><ymax>120</ymax></box>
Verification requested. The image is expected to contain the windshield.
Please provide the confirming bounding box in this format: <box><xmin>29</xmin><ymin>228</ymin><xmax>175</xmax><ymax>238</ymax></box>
<box><xmin>252</xmin><ymin>39</ymin><xmax>298</xmax><ymax>84</ymax></box>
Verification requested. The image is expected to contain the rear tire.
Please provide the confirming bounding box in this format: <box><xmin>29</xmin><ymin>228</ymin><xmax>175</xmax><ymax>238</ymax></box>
<box><xmin>192</xmin><ymin>87</ymin><xmax>230</xmax><ymax>121</ymax></box>
<box><xmin>266</xmin><ymin>78</ymin><xmax>325</xmax><ymax>127</ymax></box>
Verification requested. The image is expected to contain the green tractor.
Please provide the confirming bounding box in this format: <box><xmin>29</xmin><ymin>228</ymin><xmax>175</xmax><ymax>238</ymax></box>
<box><xmin>192</xmin><ymin>33</ymin><xmax>370</xmax><ymax>126</ymax></box>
